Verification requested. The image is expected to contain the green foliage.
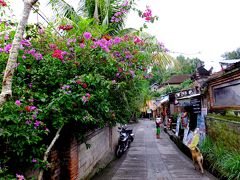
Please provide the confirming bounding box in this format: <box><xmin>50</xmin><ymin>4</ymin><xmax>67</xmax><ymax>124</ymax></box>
<box><xmin>206</xmin><ymin>117</ymin><xmax>240</xmax><ymax>151</ymax></box>
<box><xmin>0</xmin><ymin>8</ymin><xmax>166</xmax><ymax>177</ymax></box>
<box><xmin>221</xmin><ymin>151</ymin><xmax>240</xmax><ymax>180</ymax></box>
<box><xmin>172</xmin><ymin>112</ymin><xmax>178</xmax><ymax>123</ymax></box>
<box><xmin>49</xmin><ymin>0</ymin><xmax>134</xmax><ymax>35</ymax></box>
<box><xmin>200</xmin><ymin>137</ymin><xmax>240</xmax><ymax>180</ymax></box>
<box><xmin>175</xmin><ymin>55</ymin><xmax>203</xmax><ymax>74</ymax></box>
<box><xmin>156</xmin><ymin>79</ymin><xmax>193</xmax><ymax>97</ymax></box>
<box><xmin>222</xmin><ymin>47</ymin><xmax>240</xmax><ymax>60</ymax></box>
<box><xmin>207</xmin><ymin>113</ymin><xmax>240</xmax><ymax>123</ymax></box>
<box><xmin>150</xmin><ymin>55</ymin><xmax>202</xmax><ymax>85</ymax></box>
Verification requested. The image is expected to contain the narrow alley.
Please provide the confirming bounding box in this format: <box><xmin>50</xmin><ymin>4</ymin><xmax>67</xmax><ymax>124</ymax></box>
<box><xmin>92</xmin><ymin>119</ymin><xmax>217</xmax><ymax>180</ymax></box>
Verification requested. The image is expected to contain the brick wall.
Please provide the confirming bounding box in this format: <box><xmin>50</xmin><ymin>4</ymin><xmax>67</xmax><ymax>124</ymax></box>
<box><xmin>44</xmin><ymin>146</ymin><xmax>62</xmax><ymax>180</ymax></box>
<box><xmin>69</xmin><ymin>138</ymin><xmax>78</xmax><ymax>180</ymax></box>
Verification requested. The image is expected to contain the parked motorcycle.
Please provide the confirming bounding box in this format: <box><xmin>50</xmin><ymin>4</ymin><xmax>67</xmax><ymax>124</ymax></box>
<box><xmin>115</xmin><ymin>125</ymin><xmax>134</xmax><ymax>158</ymax></box>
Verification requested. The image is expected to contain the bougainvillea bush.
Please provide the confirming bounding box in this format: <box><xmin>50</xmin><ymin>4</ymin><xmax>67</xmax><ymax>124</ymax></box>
<box><xmin>0</xmin><ymin>1</ymin><xmax>166</xmax><ymax>178</ymax></box>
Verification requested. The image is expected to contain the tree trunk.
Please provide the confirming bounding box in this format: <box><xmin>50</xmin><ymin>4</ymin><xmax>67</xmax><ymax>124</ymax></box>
<box><xmin>38</xmin><ymin>126</ymin><xmax>63</xmax><ymax>180</ymax></box>
<box><xmin>0</xmin><ymin>0</ymin><xmax>38</xmax><ymax>107</ymax></box>
<box><xmin>93</xmin><ymin>0</ymin><xmax>99</xmax><ymax>23</ymax></box>
<box><xmin>102</xmin><ymin>0</ymin><xmax>110</xmax><ymax>26</ymax></box>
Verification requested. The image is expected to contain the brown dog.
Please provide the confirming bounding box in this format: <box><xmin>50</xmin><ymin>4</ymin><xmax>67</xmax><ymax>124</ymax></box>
<box><xmin>190</xmin><ymin>147</ymin><xmax>204</xmax><ymax>174</ymax></box>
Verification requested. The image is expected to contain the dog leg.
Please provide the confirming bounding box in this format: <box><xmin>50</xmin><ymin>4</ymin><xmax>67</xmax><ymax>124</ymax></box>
<box><xmin>197</xmin><ymin>157</ymin><xmax>204</xmax><ymax>174</ymax></box>
<box><xmin>192</xmin><ymin>160</ymin><xmax>197</xmax><ymax>170</ymax></box>
<box><xmin>191</xmin><ymin>151</ymin><xmax>197</xmax><ymax>170</ymax></box>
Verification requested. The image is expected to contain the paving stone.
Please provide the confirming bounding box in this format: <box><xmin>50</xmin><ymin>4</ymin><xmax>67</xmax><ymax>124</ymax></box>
<box><xmin>92</xmin><ymin>119</ymin><xmax>217</xmax><ymax>180</ymax></box>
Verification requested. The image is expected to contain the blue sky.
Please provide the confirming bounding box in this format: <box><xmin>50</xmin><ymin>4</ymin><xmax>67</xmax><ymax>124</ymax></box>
<box><xmin>10</xmin><ymin>0</ymin><xmax>240</xmax><ymax>71</ymax></box>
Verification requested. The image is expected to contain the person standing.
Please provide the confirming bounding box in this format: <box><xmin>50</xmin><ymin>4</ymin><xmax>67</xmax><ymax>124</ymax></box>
<box><xmin>181</xmin><ymin>107</ymin><xmax>189</xmax><ymax>145</ymax></box>
<box><xmin>156</xmin><ymin>116</ymin><xmax>161</xmax><ymax>139</ymax></box>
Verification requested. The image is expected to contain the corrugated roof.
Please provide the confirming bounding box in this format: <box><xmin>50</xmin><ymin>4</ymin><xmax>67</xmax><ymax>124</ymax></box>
<box><xmin>219</xmin><ymin>59</ymin><xmax>240</xmax><ymax>64</ymax></box>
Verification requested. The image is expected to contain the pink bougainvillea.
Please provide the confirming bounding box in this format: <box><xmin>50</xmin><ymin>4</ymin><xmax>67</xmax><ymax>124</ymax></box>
<box><xmin>25</xmin><ymin>105</ymin><xmax>37</xmax><ymax>112</ymax></box>
<box><xmin>82</xmin><ymin>93</ymin><xmax>91</xmax><ymax>103</ymax></box>
<box><xmin>83</xmin><ymin>32</ymin><xmax>92</xmax><ymax>40</ymax></box>
<box><xmin>4</xmin><ymin>44</ymin><xmax>12</xmax><ymax>53</ymax></box>
<box><xmin>49</xmin><ymin>44</ymin><xmax>57</xmax><ymax>50</ymax></box>
<box><xmin>58</xmin><ymin>24</ymin><xmax>73</xmax><ymax>31</ymax></box>
<box><xmin>0</xmin><ymin>0</ymin><xmax>7</xmax><ymax>7</ymax></box>
<box><xmin>15</xmin><ymin>100</ymin><xmax>21</xmax><ymax>106</ymax></box>
<box><xmin>110</xmin><ymin>1</ymin><xmax>129</xmax><ymax>23</ymax></box>
<box><xmin>142</xmin><ymin>6</ymin><xmax>152</xmax><ymax>21</ymax></box>
<box><xmin>79</xmin><ymin>43</ymin><xmax>85</xmax><ymax>48</ymax></box>
<box><xmin>82</xmin><ymin>83</ymin><xmax>88</xmax><ymax>89</ymax></box>
<box><xmin>52</xmin><ymin>49</ymin><xmax>64</xmax><ymax>60</ymax></box>
<box><xmin>16</xmin><ymin>174</ymin><xmax>25</xmax><ymax>180</ymax></box>
<box><xmin>34</xmin><ymin>120</ymin><xmax>41</xmax><ymax>129</ymax></box>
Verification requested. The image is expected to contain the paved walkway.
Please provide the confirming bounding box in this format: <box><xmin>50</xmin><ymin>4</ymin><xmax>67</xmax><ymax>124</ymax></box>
<box><xmin>92</xmin><ymin>119</ymin><xmax>217</xmax><ymax>180</ymax></box>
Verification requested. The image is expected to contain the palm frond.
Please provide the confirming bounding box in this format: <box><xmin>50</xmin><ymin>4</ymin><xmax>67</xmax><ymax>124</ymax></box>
<box><xmin>48</xmin><ymin>0</ymin><xmax>134</xmax><ymax>35</ymax></box>
<box><xmin>76</xmin><ymin>0</ymin><xmax>87</xmax><ymax>17</ymax></box>
<box><xmin>48</xmin><ymin>0</ymin><xmax>79</xmax><ymax>20</ymax></box>
<box><xmin>118</xmin><ymin>28</ymin><xmax>138</xmax><ymax>36</ymax></box>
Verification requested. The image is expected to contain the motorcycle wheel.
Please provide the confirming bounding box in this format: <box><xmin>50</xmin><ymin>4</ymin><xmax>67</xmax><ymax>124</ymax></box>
<box><xmin>115</xmin><ymin>145</ymin><xmax>123</xmax><ymax>158</ymax></box>
<box><xmin>126</xmin><ymin>139</ymin><xmax>131</xmax><ymax>149</ymax></box>
<box><xmin>130</xmin><ymin>136</ymin><xmax>134</xmax><ymax>142</ymax></box>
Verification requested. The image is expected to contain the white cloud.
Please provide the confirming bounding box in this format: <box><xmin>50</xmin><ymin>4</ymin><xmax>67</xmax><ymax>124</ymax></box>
<box><xmin>125</xmin><ymin>0</ymin><xmax>240</xmax><ymax>71</ymax></box>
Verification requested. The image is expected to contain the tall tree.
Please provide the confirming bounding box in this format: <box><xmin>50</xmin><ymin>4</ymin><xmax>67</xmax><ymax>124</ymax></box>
<box><xmin>222</xmin><ymin>48</ymin><xmax>240</xmax><ymax>60</ymax></box>
<box><xmin>150</xmin><ymin>55</ymin><xmax>203</xmax><ymax>85</ymax></box>
<box><xmin>175</xmin><ymin>55</ymin><xmax>203</xmax><ymax>74</ymax></box>
<box><xmin>0</xmin><ymin>0</ymin><xmax>38</xmax><ymax>107</ymax></box>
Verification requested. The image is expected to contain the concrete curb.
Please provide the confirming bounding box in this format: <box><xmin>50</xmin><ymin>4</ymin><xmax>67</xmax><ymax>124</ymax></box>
<box><xmin>164</xmin><ymin>129</ymin><xmax>227</xmax><ymax>180</ymax></box>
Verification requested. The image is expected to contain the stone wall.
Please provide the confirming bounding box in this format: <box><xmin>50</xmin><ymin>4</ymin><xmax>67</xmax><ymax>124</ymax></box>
<box><xmin>46</xmin><ymin>125</ymin><xmax>119</xmax><ymax>180</ymax></box>
<box><xmin>205</xmin><ymin>116</ymin><xmax>240</xmax><ymax>150</ymax></box>
<box><xmin>77</xmin><ymin>126</ymin><xmax>118</xmax><ymax>179</ymax></box>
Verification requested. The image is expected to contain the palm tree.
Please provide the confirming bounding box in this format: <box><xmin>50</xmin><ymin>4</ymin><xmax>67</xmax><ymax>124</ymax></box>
<box><xmin>48</xmin><ymin>0</ymin><xmax>133</xmax><ymax>35</ymax></box>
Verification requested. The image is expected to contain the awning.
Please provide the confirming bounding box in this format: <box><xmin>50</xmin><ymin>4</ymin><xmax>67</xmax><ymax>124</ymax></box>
<box><xmin>160</xmin><ymin>95</ymin><xmax>169</xmax><ymax>104</ymax></box>
<box><xmin>219</xmin><ymin>59</ymin><xmax>240</xmax><ymax>64</ymax></box>
<box><xmin>154</xmin><ymin>100</ymin><xmax>161</xmax><ymax>107</ymax></box>
<box><xmin>177</xmin><ymin>93</ymin><xmax>201</xmax><ymax>100</ymax></box>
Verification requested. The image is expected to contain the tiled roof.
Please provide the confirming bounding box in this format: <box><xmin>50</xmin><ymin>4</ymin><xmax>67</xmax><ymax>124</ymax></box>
<box><xmin>197</xmin><ymin>66</ymin><xmax>211</xmax><ymax>76</ymax></box>
<box><xmin>165</xmin><ymin>74</ymin><xmax>191</xmax><ymax>84</ymax></box>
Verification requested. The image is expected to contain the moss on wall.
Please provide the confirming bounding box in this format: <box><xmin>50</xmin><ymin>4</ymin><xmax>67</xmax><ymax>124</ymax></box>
<box><xmin>207</xmin><ymin>113</ymin><xmax>240</xmax><ymax>123</ymax></box>
<box><xmin>206</xmin><ymin>116</ymin><xmax>240</xmax><ymax>151</ymax></box>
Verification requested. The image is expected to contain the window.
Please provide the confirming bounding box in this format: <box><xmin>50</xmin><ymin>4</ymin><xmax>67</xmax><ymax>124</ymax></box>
<box><xmin>213</xmin><ymin>79</ymin><xmax>240</xmax><ymax>106</ymax></box>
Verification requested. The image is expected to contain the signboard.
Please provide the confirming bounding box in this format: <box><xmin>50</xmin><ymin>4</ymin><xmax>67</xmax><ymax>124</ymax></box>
<box><xmin>178</xmin><ymin>99</ymin><xmax>190</xmax><ymax>106</ymax></box>
<box><xmin>197</xmin><ymin>114</ymin><xmax>206</xmax><ymax>144</ymax></box>
<box><xmin>187</xmin><ymin>131</ymin><xmax>200</xmax><ymax>149</ymax></box>
<box><xmin>190</xmin><ymin>97</ymin><xmax>201</xmax><ymax>114</ymax></box>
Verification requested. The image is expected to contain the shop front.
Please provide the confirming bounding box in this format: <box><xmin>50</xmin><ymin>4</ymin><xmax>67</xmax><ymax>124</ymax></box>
<box><xmin>159</xmin><ymin>95</ymin><xmax>169</xmax><ymax>126</ymax></box>
<box><xmin>174</xmin><ymin>89</ymin><xmax>206</xmax><ymax>145</ymax></box>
